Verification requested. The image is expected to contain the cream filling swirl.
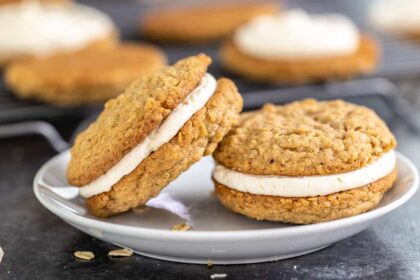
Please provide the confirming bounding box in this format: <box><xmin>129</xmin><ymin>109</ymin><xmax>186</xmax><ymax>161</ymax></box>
<box><xmin>0</xmin><ymin>1</ymin><xmax>115</xmax><ymax>57</ymax></box>
<box><xmin>234</xmin><ymin>9</ymin><xmax>360</xmax><ymax>60</ymax></box>
<box><xmin>213</xmin><ymin>150</ymin><xmax>396</xmax><ymax>197</ymax></box>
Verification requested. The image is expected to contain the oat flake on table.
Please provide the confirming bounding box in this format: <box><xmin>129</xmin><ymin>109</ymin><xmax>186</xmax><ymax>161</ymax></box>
<box><xmin>172</xmin><ymin>223</ymin><xmax>192</xmax><ymax>231</ymax></box>
<box><xmin>108</xmin><ymin>248</ymin><xmax>134</xmax><ymax>257</ymax></box>
<box><xmin>74</xmin><ymin>251</ymin><xmax>95</xmax><ymax>260</ymax></box>
<box><xmin>210</xmin><ymin>274</ymin><xmax>227</xmax><ymax>279</ymax></box>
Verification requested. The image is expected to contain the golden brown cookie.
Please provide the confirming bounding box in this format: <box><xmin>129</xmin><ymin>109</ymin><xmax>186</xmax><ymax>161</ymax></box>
<box><xmin>0</xmin><ymin>32</ymin><xmax>117</xmax><ymax>68</ymax></box>
<box><xmin>0</xmin><ymin>0</ymin><xmax>70</xmax><ymax>5</ymax></box>
<box><xmin>213</xmin><ymin>99</ymin><xmax>397</xmax><ymax>224</ymax></box>
<box><xmin>141</xmin><ymin>3</ymin><xmax>278</xmax><ymax>43</ymax></box>
<box><xmin>5</xmin><ymin>43</ymin><xmax>166</xmax><ymax>106</ymax></box>
<box><xmin>67</xmin><ymin>54</ymin><xmax>243</xmax><ymax>217</ymax></box>
<box><xmin>0</xmin><ymin>1</ymin><xmax>118</xmax><ymax>68</ymax></box>
<box><xmin>214</xmin><ymin>100</ymin><xmax>396</xmax><ymax>176</ymax></box>
<box><xmin>220</xmin><ymin>35</ymin><xmax>379</xmax><ymax>84</ymax></box>
<box><xmin>369</xmin><ymin>0</ymin><xmax>420</xmax><ymax>41</ymax></box>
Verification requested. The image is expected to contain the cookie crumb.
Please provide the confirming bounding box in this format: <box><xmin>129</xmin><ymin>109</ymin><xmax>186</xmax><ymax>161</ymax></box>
<box><xmin>108</xmin><ymin>248</ymin><xmax>134</xmax><ymax>257</ymax></box>
<box><xmin>172</xmin><ymin>223</ymin><xmax>192</xmax><ymax>232</ymax></box>
<box><xmin>0</xmin><ymin>247</ymin><xmax>4</xmax><ymax>263</ymax></box>
<box><xmin>132</xmin><ymin>206</ymin><xmax>150</xmax><ymax>215</ymax></box>
<box><xmin>207</xmin><ymin>258</ymin><xmax>213</xmax><ymax>268</ymax></box>
<box><xmin>74</xmin><ymin>251</ymin><xmax>95</xmax><ymax>260</ymax></box>
<box><xmin>210</xmin><ymin>273</ymin><xmax>227</xmax><ymax>279</ymax></box>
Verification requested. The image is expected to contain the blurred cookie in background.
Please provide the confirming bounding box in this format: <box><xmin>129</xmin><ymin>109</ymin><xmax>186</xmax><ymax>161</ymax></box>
<box><xmin>0</xmin><ymin>0</ymin><xmax>118</xmax><ymax>67</ymax></box>
<box><xmin>220</xmin><ymin>9</ymin><xmax>379</xmax><ymax>85</ymax></box>
<box><xmin>140</xmin><ymin>2</ymin><xmax>279</xmax><ymax>44</ymax></box>
<box><xmin>0</xmin><ymin>0</ymin><xmax>70</xmax><ymax>5</ymax></box>
<box><xmin>5</xmin><ymin>43</ymin><xmax>166</xmax><ymax>106</ymax></box>
<box><xmin>370</xmin><ymin>0</ymin><xmax>420</xmax><ymax>40</ymax></box>
<box><xmin>213</xmin><ymin>99</ymin><xmax>397</xmax><ymax>224</ymax></box>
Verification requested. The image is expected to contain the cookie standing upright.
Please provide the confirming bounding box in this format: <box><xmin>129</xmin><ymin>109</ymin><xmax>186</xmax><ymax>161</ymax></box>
<box><xmin>213</xmin><ymin>99</ymin><xmax>397</xmax><ymax>224</ymax></box>
<box><xmin>67</xmin><ymin>54</ymin><xmax>243</xmax><ymax>217</ymax></box>
<box><xmin>220</xmin><ymin>9</ymin><xmax>379</xmax><ymax>84</ymax></box>
<box><xmin>140</xmin><ymin>3</ymin><xmax>278</xmax><ymax>43</ymax></box>
<box><xmin>5</xmin><ymin>43</ymin><xmax>167</xmax><ymax>106</ymax></box>
<box><xmin>0</xmin><ymin>0</ymin><xmax>117</xmax><ymax>67</ymax></box>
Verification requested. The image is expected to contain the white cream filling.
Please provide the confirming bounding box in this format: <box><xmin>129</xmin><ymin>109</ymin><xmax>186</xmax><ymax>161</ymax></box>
<box><xmin>0</xmin><ymin>0</ymin><xmax>115</xmax><ymax>57</ymax></box>
<box><xmin>79</xmin><ymin>73</ymin><xmax>217</xmax><ymax>198</ymax></box>
<box><xmin>234</xmin><ymin>9</ymin><xmax>360</xmax><ymax>60</ymax></box>
<box><xmin>213</xmin><ymin>150</ymin><xmax>396</xmax><ymax>197</ymax></box>
<box><xmin>370</xmin><ymin>0</ymin><xmax>420</xmax><ymax>33</ymax></box>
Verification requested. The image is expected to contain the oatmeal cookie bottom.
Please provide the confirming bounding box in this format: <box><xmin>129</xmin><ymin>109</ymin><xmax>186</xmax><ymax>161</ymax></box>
<box><xmin>215</xmin><ymin>167</ymin><xmax>397</xmax><ymax>224</ymax></box>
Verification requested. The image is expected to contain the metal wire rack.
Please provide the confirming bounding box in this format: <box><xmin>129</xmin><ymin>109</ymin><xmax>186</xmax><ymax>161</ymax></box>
<box><xmin>0</xmin><ymin>83</ymin><xmax>98</xmax><ymax>124</ymax></box>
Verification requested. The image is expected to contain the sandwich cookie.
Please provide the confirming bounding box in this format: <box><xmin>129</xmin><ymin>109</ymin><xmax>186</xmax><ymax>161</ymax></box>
<box><xmin>213</xmin><ymin>99</ymin><xmax>397</xmax><ymax>224</ymax></box>
<box><xmin>141</xmin><ymin>3</ymin><xmax>278</xmax><ymax>44</ymax></box>
<box><xmin>0</xmin><ymin>0</ymin><xmax>117</xmax><ymax>67</ymax></box>
<box><xmin>67</xmin><ymin>54</ymin><xmax>243</xmax><ymax>217</ymax></box>
<box><xmin>220</xmin><ymin>9</ymin><xmax>379</xmax><ymax>84</ymax></box>
<box><xmin>0</xmin><ymin>0</ymin><xmax>70</xmax><ymax>5</ymax></box>
<box><xmin>370</xmin><ymin>0</ymin><xmax>420</xmax><ymax>40</ymax></box>
<box><xmin>5</xmin><ymin>43</ymin><xmax>166</xmax><ymax>106</ymax></box>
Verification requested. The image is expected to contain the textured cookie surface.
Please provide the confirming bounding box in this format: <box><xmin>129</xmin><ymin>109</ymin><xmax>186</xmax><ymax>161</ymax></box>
<box><xmin>68</xmin><ymin>54</ymin><xmax>211</xmax><ymax>186</ymax></box>
<box><xmin>220</xmin><ymin>35</ymin><xmax>378</xmax><ymax>84</ymax></box>
<box><xmin>5</xmin><ymin>42</ymin><xmax>165</xmax><ymax>105</ymax></box>
<box><xmin>87</xmin><ymin>78</ymin><xmax>243</xmax><ymax>217</ymax></box>
<box><xmin>215</xmin><ymin>168</ymin><xmax>397</xmax><ymax>224</ymax></box>
<box><xmin>141</xmin><ymin>3</ymin><xmax>278</xmax><ymax>43</ymax></box>
<box><xmin>214</xmin><ymin>99</ymin><xmax>396</xmax><ymax>176</ymax></box>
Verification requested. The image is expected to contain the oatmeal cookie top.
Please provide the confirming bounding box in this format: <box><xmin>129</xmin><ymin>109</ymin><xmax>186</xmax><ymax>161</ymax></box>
<box><xmin>214</xmin><ymin>99</ymin><xmax>396</xmax><ymax>176</ymax></box>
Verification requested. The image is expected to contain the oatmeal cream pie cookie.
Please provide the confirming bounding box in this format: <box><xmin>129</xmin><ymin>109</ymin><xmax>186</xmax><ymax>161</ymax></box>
<box><xmin>370</xmin><ymin>0</ymin><xmax>420</xmax><ymax>40</ymax></box>
<box><xmin>213</xmin><ymin>99</ymin><xmax>397</xmax><ymax>224</ymax></box>
<box><xmin>67</xmin><ymin>54</ymin><xmax>243</xmax><ymax>217</ymax></box>
<box><xmin>140</xmin><ymin>2</ymin><xmax>278</xmax><ymax>44</ymax></box>
<box><xmin>0</xmin><ymin>0</ymin><xmax>117</xmax><ymax>67</ymax></box>
<box><xmin>220</xmin><ymin>9</ymin><xmax>378</xmax><ymax>84</ymax></box>
<box><xmin>0</xmin><ymin>0</ymin><xmax>70</xmax><ymax>5</ymax></box>
<box><xmin>5</xmin><ymin>43</ymin><xmax>166</xmax><ymax>106</ymax></box>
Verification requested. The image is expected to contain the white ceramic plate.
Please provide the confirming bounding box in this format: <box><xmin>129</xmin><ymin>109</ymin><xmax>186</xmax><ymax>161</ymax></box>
<box><xmin>34</xmin><ymin>151</ymin><xmax>418</xmax><ymax>264</ymax></box>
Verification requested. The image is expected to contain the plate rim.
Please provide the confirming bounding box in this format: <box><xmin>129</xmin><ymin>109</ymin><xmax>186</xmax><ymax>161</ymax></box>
<box><xmin>33</xmin><ymin>150</ymin><xmax>419</xmax><ymax>241</ymax></box>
